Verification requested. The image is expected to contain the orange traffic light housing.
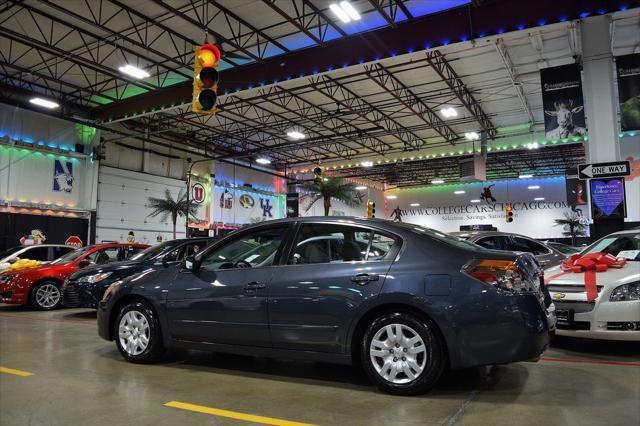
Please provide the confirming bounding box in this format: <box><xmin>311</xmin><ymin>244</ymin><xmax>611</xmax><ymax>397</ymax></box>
<box><xmin>505</xmin><ymin>203</ymin><xmax>514</xmax><ymax>223</ymax></box>
<box><xmin>367</xmin><ymin>200</ymin><xmax>376</xmax><ymax>218</ymax></box>
<box><xmin>192</xmin><ymin>43</ymin><xmax>221</xmax><ymax>115</ymax></box>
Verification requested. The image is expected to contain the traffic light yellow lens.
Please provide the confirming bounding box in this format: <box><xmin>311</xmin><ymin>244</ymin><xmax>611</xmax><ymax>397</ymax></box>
<box><xmin>200</xmin><ymin>48</ymin><xmax>217</xmax><ymax>67</ymax></box>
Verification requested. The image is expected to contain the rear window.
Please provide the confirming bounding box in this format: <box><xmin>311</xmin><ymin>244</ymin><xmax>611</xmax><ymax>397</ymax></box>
<box><xmin>395</xmin><ymin>223</ymin><xmax>487</xmax><ymax>251</ymax></box>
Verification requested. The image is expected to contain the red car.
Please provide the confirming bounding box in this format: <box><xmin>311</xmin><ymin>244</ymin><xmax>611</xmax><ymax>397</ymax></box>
<box><xmin>0</xmin><ymin>243</ymin><xmax>149</xmax><ymax>310</ymax></box>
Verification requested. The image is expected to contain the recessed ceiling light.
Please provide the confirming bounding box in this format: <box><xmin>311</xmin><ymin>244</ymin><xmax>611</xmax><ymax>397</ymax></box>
<box><xmin>534</xmin><ymin>197</ymin><xmax>545</xmax><ymax>201</ymax></box>
<box><xmin>431</xmin><ymin>179</ymin><xmax>444</xmax><ymax>184</ymax></box>
<box><xmin>256</xmin><ymin>157</ymin><xmax>271</xmax><ymax>165</ymax></box>
<box><xmin>519</xmin><ymin>174</ymin><xmax>533</xmax><ymax>179</ymax></box>
<box><xmin>330</xmin><ymin>2</ymin><xmax>360</xmax><ymax>23</ymax></box>
<box><xmin>340</xmin><ymin>1</ymin><xmax>360</xmax><ymax>20</ymax></box>
<box><xmin>464</xmin><ymin>132</ymin><xmax>479</xmax><ymax>141</ymax></box>
<box><xmin>360</xmin><ymin>161</ymin><xmax>373</xmax><ymax>167</ymax></box>
<box><xmin>29</xmin><ymin>97</ymin><xmax>59</xmax><ymax>109</ymax></box>
<box><xmin>118</xmin><ymin>64</ymin><xmax>150</xmax><ymax>79</ymax></box>
<box><xmin>454</xmin><ymin>190</ymin><xmax>466</xmax><ymax>194</ymax></box>
<box><xmin>528</xmin><ymin>185</ymin><xmax>540</xmax><ymax>190</ymax></box>
<box><xmin>386</xmin><ymin>195</ymin><xmax>397</xmax><ymax>199</ymax></box>
<box><xmin>330</xmin><ymin>3</ymin><xmax>350</xmax><ymax>23</ymax></box>
<box><xmin>470</xmin><ymin>199</ymin><xmax>481</xmax><ymax>203</ymax></box>
<box><xmin>410</xmin><ymin>203</ymin><xmax>420</xmax><ymax>207</ymax></box>
<box><xmin>440</xmin><ymin>107</ymin><xmax>458</xmax><ymax>118</ymax></box>
<box><xmin>355</xmin><ymin>186</ymin><xmax>367</xmax><ymax>190</ymax></box>
<box><xmin>286</xmin><ymin>130</ymin><xmax>306</xmax><ymax>140</ymax></box>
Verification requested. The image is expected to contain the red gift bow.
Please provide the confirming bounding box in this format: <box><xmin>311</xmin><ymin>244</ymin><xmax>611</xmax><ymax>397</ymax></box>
<box><xmin>545</xmin><ymin>252</ymin><xmax>626</xmax><ymax>302</ymax></box>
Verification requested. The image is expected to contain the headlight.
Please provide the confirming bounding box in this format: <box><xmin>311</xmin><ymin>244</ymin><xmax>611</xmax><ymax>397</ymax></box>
<box><xmin>101</xmin><ymin>280</ymin><xmax>122</xmax><ymax>301</ymax></box>
<box><xmin>78</xmin><ymin>272</ymin><xmax>113</xmax><ymax>284</ymax></box>
<box><xmin>609</xmin><ymin>282</ymin><xmax>640</xmax><ymax>301</ymax></box>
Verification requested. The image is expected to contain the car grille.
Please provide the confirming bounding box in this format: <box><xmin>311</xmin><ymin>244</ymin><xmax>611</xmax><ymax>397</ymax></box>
<box><xmin>547</xmin><ymin>284</ymin><xmax>604</xmax><ymax>294</ymax></box>
<box><xmin>557</xmin><ymin>321</ymin><xmax>590</xmax><ymax>331</ymax></box>
<box><xmin>553</xmin><ymin>301</ymin><xmax>595</xmax><ymax>313</ymax></box>
<box><xmin>62</xmin><ymin>286</ymin><xmax>81</xmax><ymax>307</ymax></box>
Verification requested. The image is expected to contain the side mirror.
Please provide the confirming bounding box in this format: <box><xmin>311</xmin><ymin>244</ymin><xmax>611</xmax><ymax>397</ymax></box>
<box><xmin>77</xmin><ymin>259</ymin><xmax>92</xmax><ymax>268</ymax></box>
<box><xmin>183</xmin><ymin>255</ymin><xmax>200</xmax><ymax>273</ymax></box>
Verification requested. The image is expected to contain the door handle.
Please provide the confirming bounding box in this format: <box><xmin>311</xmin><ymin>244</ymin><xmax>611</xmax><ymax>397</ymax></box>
<box><xmin>245</xmin><ymin>281</ymin><xmax>266</xmax><ymax>290</ymax></box>
<box><xmin>350</xmin><ymin>274</ymin><xmax>379</xmax><ymax>285</ymax></box>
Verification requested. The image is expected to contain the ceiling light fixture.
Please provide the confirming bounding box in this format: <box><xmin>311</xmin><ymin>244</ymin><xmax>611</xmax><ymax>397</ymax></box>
<box><xmin>431</xmin><ymin>179</ymin><xmax>444</xmax><ymax>184</ymax></box>
<box><xmin>410</xmin><ymin>203</ymin><xmax>420</xmax><ymax>207</ymax></box>
<box><xmin>118</xmin><ymin>64</ymin><xmax>150</xmax><ymax>79</ymax></box>
<box><xmin>519</xmin><ymin>174</ymin><xmax>533</xmax><ymax>179</ymax></box>
<box><xmin>385</xmin><ymin>195</ymin><xmax>397</xmax><ymax>200</ymax></box>
<box><xmin>528</xmin><ymin>185</ymin><xmax>540</xmax><ymax>190</ymax></box>
<box><xmin>440</xmin><ymin>107</ymin><xmax>458</xmax><ymax>118</ymax></box>
<box><xmin>470</xmin><ymin>199</ymin><xmax>481</xmax><ymax>203</ymax></box>
<box><xmin>464</xmin><ymin>132</ymin><xmax>479</xmax><ymax>141</ymax></box>
<box><xmin>355</xmin><ymin>186</ymin><xmax>367</xmax><ymax>190</ymax></box>
<box><xmin>286</xmin><ymin>130</ymin><xmax>306</xmax><ymax>140</ymax></box>
<box><xmin>330</xmin><ymin>2</ymin><xmax>360</xmax><ymax>23</ymax></box>
<box><xmin>340</xmin><ymin>1</ymin><xmax>360</xmax><ymax>20</ymax></box>
<box><xmin>526</xmin><ymin>142</ymin><xmax>539</xmax><ymax>150</ymax></box>
<box><xmin>454</xmin><ymin>190</ymin><xmax>466</xmax><ymax>194</ymax></box>
<box><xmin>360</xmin><ymin>161</ymin><xmax>373</xmax><ymax>167</ymax></box>
<box><xmin>256</xmin><ymin>157</ymin><xmax>271</xmax><ymax>165</ymax></box>
<box><xmin>534</xmin><ymin>197</ymin><xmax>545</xmax><ymax>201</ymax></box>
<box><xmin>29</xmin><ymin>97</ymin><xmax>59</xmax><ymax>109</ymax></box>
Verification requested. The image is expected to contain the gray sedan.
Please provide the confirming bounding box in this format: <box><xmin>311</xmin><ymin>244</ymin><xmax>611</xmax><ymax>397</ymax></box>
<box><xmin>450</xmin><ymin>231</ymin><xmax>567</xmax><ymax>268</ymax></box>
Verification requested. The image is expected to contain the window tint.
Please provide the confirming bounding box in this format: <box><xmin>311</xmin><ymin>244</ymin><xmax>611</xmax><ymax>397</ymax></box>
<box><xmin>51</xmin><ymin>246</ymin><xmax>74</xmax><ymax>260</ymax></box>
<box><xmin>511</xmin><ymin>237</ymin><xmax>549</xmax><ymax>255</ymax></box>
<box><xmin>368</xmin><ymin>232</ymin><xmax>397</xmax><ymax>261</ymax></box>
<box><xmin>21</xmin><ymin>246</ymin><xmax>49</xmax><ymax>261</ymax></box>
<box><xmin>476</xmin><ymin>236</ymin><xmax>503</xmax><ymax>250</ymax></box>
<box><xmin>87</xmin><ymin>248</ymin><xmax>120</xmax><ymax>265</ymax></box>
<box><xmin>201</xmin><ymin>227</ymin><xmax>286</xmax><ymax>270</ymax></box>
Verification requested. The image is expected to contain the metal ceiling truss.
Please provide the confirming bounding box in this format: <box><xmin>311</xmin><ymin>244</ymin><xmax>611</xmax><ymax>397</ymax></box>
<box><xmin>366</xmin><ymin>0</ymin><xmax>413</xmax><ymax>27</ymax></box>
<box><xmin>425</xmin><ymin>50</ymin><xmax>497</xmax><ymax>139</ymax></box>
<box><xmin>335</xmin><ymin>144</ymin><xmax>585</xmax><ymax>187</ymax></box>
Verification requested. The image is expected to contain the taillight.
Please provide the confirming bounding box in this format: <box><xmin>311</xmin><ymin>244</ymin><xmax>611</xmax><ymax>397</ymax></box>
<box><xmin>463</xmin><ymin>259</ymin><xmax>525</xmax><ymax>292</ymax></box>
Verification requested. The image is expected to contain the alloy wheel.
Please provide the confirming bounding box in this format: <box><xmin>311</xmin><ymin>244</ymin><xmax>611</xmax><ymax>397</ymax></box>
<box><xmin>35</xmin><ymin>284</ymin><xmax>61</xmax><ymax>309</ymax></box>
<box><xmin>118</xmin><ymin>310</ymin><xmax>150</xmax><ymax>356</ymax></box>
<box><xmin>369</xmin><ymin>323</ymin><xmax>427</xmax><ymax>384</ymax></box>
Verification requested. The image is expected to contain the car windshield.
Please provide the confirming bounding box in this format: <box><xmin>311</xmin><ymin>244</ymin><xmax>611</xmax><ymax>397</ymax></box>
<box><xmin>130</xmin><ymin>241</ymin><xmax>174</xmax><ymax>261</ymax></box>
<box><xmin>395</xmin><ymin>223</ymin><xmax>487</xmax><ymax>250</ymax></box>
<box><xmin>0</xmin><ymin>246</ymin><xmax>23</xmax><ymax>261</ymax></box>
<box><xmin>582</xmin><ymin>232</ymin><xmax>640</xmax><ymax>261</ymax></box>
<box><xmin>548</xmin><ymin>243</ymin><xmax>581</xmax><ymax>255</ymax></box>
<box><xmin>50</xmin><ymin>246</ymin><xmax>93</xmax><ymax>264</ymax></box>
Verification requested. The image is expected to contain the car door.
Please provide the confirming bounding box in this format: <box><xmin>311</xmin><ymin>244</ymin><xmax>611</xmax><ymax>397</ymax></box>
<box><xmin>166</xmin><ymin>224</ymin><xmax>290</xmax><ymax>347</ymax></box>
<box><xmin>268</xmin><ymin>222</ymin><xmax>400</xmax><ymax>353</ymax></box>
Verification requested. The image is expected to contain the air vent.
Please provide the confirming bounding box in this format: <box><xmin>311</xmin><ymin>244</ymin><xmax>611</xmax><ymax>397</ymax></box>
<box><xmin>459</xmin><ymin>154</ymin><xmax>486</xmax><ymax>182</ymax></box>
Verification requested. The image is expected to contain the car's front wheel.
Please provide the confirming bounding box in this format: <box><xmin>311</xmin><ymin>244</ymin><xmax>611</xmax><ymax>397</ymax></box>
<box><xmin>362</xmin><ymin>312</ymin><xmax>446</xmax><ymax>395</ymax></box>
<box><xmin>30</xmin><ymin>281</ymin><xmax>62</xmax><ymax>310</ymax></box>
<box><xmin>115</xmin><ymin>301</ymin><xmax>165</xmax><ymax>363</ymax></box>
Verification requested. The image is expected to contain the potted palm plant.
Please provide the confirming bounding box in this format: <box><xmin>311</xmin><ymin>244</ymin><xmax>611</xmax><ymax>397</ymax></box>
<box><xmin>147</xmin><ymin>189</ymin><xmax>200</xmax><ymax>239</ymax></box>
<box><xmin>302</xmin><ymin>177</ymin><xmax>360</xmax><ymax>216</ymax></box>
<box><xmin>554</xmin><ymin>211</ymin><xmax>587</xmax><ymax>246</ymax></box>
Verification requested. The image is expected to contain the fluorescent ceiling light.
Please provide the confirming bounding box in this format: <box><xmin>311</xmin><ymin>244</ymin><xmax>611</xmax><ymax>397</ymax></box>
<box><xmin>410</xmin><ymin>203</ymin><xmax>420</xmax><ymax>207</ymax></box>
<box><xmin>330</xmin><ymin>3</ymin><xmax>351</xmax><ymax>23</ymax></box>
<box><xmin>431</xmin><ymin>179</ymin><xmax>444</xmax><ymax>184</ymax></box>
<box><xmin>360</xmin><ymin>161</ymin><xmax>374</xmax><ymax>167</ymax></box>
<box><xmin>256</xmin><ymin>157</ymin><xmax>271</xmax><ymax>165</ymax></box>
<box><xmin>464</xmin><ymin>132</ymin><xmax>479</xmax><ymax>141</ymax></box>
<box><xmin>355</xmin><ymin>186</ymin><xmax>367</xmax><ymax>190</ymax></box>
<box><xmin>528</xmin><ymin>185</ymin><xmax>540</xmax><ymax>190</ymax></box>
<box><xmin>118</xmin><ymin>64</ymin><xmax>150</xmax><ymax>79</ymax></box>
<box><xmin>534</xmin><ymin>197</ymin><xmax>545</xmax><ymax>201</ymax></box>
<box><xmin>454</xmin><ymin>190</ymin><xmax>466</xmax><ymax>194</ymax></box>
<box><xmin>29</xmin><ymin>97</ymin><xmax>59</xmax><ymax>109</ymax></box>
<box><xmin>470</xmin><ymin>199</ymin><xmax>481</xmax><ymax>203</ymax></box>
<box><xmin>519</xmin><ymin>174</ymin><xmax>533</xmax><ymax>179</ymax></box>
<box><xmin>340</xmin><ymin>1</ymin><xmax>360</xmax><ymax>20</ymax></box>
<box><xmin>440</xmin><ymin>107</ymin><xmax>458</xmax><ymax>118</ymax></box>
<box><xmin>286</xmin><ymin>130</ymin><xmax>306</xmax><ymax>140</ymax></box>
<box><xmin>385</xmin><ymin>195</ymin><xmax>397</xmax><ymax>199</ymax></box>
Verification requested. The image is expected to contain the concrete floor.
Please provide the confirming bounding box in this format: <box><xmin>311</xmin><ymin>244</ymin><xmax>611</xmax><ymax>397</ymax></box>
<box><xmin>0</xmin><ymin>305</ymin><xmax>638</xmax><ymax>426</ymax></box>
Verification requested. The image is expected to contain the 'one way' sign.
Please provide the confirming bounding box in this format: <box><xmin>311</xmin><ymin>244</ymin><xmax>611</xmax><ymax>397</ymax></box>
<box><xmin>578</xmin><ymin>160</ymin><xmax>630</xmax><ymax>179</ymax></box>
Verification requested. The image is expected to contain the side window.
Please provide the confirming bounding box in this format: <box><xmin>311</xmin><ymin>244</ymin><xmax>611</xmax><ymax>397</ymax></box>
<box><xmin>200</xmin><ymin>227</ymin><xmax>287</xmax><ymax>271</ymax></box>
<box><xmin>87</xmin><ymin>248</ymin><xmax>120</xmax><ymax>265</ymax></box>
<box><xmin>512</xmin><ymin>237</ymin><xmax>549</xmax><ymax>255</ymax></box>
<box><xmin>21</xmin><ymin>246</ymin><xmax>49</xmax><ymax>261</ymax></box>
<box><xmin>51</xmin><ymin>246</ymin><xmax>74</xmax><ymax>260</ymax></box>
<box><xmin>476</xmin><ymin>237</ymin><xmax>501</xmax><ymax>250</ymax></box>
<box><xmin>368</xmin><ymin>232</ymin><xmax>398</xmax><ymax>261</ymax></box>
<box><xmin>164</xmin><ymin>246</ymin><xmax>185</xmax><ymax>262</ymax></box>
<box><xmin>184</xmin><ymin>242</ymin><xmax>203</xmax><ymax>257</ymax></box>
<box><xmin>290</xmin><ymin>225</ymin><xmax>373</xmax><ymax>264</ymax></box>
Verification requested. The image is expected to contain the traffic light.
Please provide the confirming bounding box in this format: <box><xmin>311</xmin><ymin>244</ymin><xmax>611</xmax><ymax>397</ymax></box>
<box><xmin>192</xmin><ymin>43</ymin><xmax>221</xmax><ymax>115</ymax></box>
<box><xmin>505</xmin><ymin>203</ymin><xmax>514</xmax><ymax>223</ymax></box>
<box><xmin>367</xmin><ymin>200</ymin><xmax>376</xmax><ymax>218</ymax></box>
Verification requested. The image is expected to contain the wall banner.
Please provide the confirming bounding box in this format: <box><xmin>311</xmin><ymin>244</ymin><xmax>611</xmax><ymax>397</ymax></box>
<box><xmin>616</xmin><ymin>53</ymin><xmax>640</xmax><ymax>132</ymax></box>
<box><xmin>541</xmin><ymin>64</ymin><xmax>587</xmax><ymax>141</ymax></box>
<box><xmin>53</xmin><ymin>159</ymin><xmax>74</xmax><ymax>193</ymax></box>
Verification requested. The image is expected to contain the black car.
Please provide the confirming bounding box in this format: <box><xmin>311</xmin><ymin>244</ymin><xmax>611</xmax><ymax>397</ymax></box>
<box><xmin>63</xmin><ymin>238</ymin><xmax>214</xmax><ymax>309</ymax></box>
<box><xmin>97</xmin><ymin>217</ymin><xmax>551</xmax><ymax>395</ymax></box>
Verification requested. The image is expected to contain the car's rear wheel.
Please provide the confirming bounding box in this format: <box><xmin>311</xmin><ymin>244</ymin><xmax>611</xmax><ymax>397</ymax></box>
<box><xmin>361</xmin><ymin>312</ymin><xmax>445</xmax><ymax>395</ymax></box>
<box><xmin>30</xmin><ymin>281</ymin><xmax>62</xmax><ymax>310</ymax></box>
<box><xmin>115</xmin><ymin>301</ymin><xmax>164</xmax><ymax>363</ymax></box>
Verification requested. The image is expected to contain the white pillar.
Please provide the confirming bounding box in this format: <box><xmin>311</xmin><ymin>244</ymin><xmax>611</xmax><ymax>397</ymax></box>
<box><xmin>581</xmin><ymin>15</ymin><xmax>620</xmax><ymax>163</ymax></box>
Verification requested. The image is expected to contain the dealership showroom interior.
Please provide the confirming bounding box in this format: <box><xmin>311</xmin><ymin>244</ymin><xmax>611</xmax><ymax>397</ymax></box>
<box><xmin>1</xmin><ymin>0</ymin><xmax>640</xmax><ymax>424</ymax></box>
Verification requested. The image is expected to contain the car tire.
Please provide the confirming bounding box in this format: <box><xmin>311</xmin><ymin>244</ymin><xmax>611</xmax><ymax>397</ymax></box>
<box><xmin>361</xmin><ymin>312</ymin><xmax>445</xmax><ymax>395</ymax></box>
<box><xmin>114</xmin><ymin>301</ymin><xmax>165</xmax><ymax>364</ymax></box>
<box><xmin>29</xmin><ymin>281</ymin><xmax>63</xmax><ymax>310</ymax></box>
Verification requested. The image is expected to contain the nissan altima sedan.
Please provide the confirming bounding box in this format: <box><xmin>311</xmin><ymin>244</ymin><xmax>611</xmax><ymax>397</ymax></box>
<box><xmin>97</xmin><ymin>217</ymin><xmax>552</xmax><ymax>395</ymax></box>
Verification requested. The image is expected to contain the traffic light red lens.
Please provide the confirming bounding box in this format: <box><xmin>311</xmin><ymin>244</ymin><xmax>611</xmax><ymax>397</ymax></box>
<box><xmin>199</xmin><ymin>68</ymin><xmax>219</xmax><ymax>88</ymax></box>
<box><xmin>199</xmin><ymin>89</ymin><xmax>217</xmax><ymax>111</ymax></box>
<box><xmin>200</xmin><ymin>48</ymin><xmax>217</xmax><ymax>67</ymax></box>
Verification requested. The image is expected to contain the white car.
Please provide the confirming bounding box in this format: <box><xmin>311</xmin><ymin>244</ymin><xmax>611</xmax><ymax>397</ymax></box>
<box><xmin>0</xmin><ymin>245</ymin><xmax>75</xmax><ymax>273</ymax></box>
<box><xmin>545</xmin><ymin>230</ymin><xmax>640</xmax><ymax>341</ymax></box>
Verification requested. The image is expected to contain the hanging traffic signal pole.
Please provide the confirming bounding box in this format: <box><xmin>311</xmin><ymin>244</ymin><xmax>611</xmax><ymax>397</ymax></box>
<box><xmin>192</xmin><ymin>43</ymin><xmax>220</xmax><ymax>115</ymax></box>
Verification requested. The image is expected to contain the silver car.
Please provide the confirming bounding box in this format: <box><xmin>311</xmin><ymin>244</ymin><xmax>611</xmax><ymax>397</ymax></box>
<box><xmin>450</xmin><ymin>231</ymin><xmax>567</xmax><ymax>268</ymax></box>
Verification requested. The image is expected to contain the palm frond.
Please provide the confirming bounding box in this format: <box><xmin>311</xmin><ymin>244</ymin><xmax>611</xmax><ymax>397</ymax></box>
<box><xmin>302</xmin><ymin>177</ymin><xmax>360</xmax><ymax>210</ymax></box>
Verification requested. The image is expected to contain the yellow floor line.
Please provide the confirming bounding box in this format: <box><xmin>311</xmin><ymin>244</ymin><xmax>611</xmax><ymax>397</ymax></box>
<box><xmin>164</xmin><ymin>400</ymin><xmax>316</xmax><ymax>426</ymax></box>
<box><xmin>0</xmin><ymin>366</ymin><xmax>34</xmax><ymax>377</ymax></box>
